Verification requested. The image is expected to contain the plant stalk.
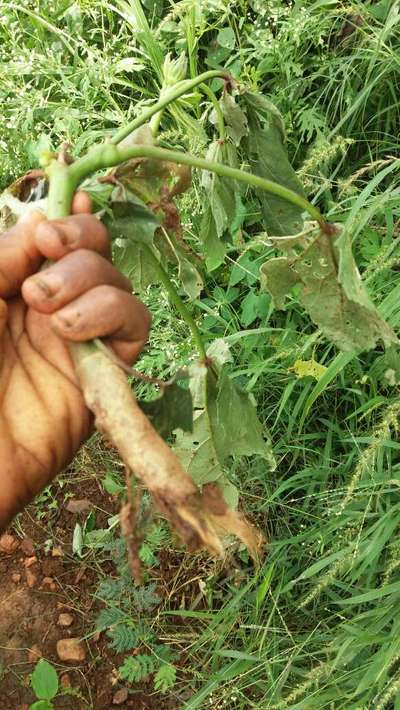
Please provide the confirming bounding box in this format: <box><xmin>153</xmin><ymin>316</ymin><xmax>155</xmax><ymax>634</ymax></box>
<box><xmin>111</xmin><ymin>70</ymin><xmax>230</xmax><ymax>146</ymax></box>
<box><xmin>69</xmin><ymin>144</ymin><xmax>327</xmax><ymax>229</ymax></box>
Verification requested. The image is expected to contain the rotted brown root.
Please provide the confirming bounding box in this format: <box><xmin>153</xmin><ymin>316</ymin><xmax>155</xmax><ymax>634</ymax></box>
<box><xmin>70</xmin><ymin>341</ymin><xmax>264</xmax><ymax>562</ymax></box>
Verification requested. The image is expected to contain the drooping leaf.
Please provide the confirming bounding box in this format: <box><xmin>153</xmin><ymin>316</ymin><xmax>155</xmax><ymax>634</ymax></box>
<box><xmin>220</xmin><ymin>93</ymin><xmax>249</xmax><ymax>145</ymax></box>
<box><xmin>201</xmin><ymin>205</ymin><xmax>227</xmax><ymax>271</ymax></box>
<box><xmin>31</xmin><ymin>659</ymin><xmax>58</xmax><ymax>701</ymax></box>
<box><xmin>174</xmin><ymin>367</ymin><xmax>275</xmax><ymax>509</ymax></box>
<box><xmin>261</xmin><ymin>223</ymin><xmax>399</xmax><ymax>352</ymax></box>
<box><xmin>241</xmin><ymin>91</ymin><xmax>306</xmax><ymax>236</ymax></box>
<box><xmin>140</xmin><ymin>381</ymin><xmax>193</xmax><ymax>440</ymax></box>
<box><xmin>106</xmin><ymin>189</ymin><xmax>161</xmax><ymax>246</ymax></box>
<box><xmin>200</xmin><ymin>141</ymin><xmax>241</xmax><ymax>270</ymax></box>
<box><xmin>106</xmin><ymin>191</ymin><xmax>161</xmax><ymax>291</ymax></box>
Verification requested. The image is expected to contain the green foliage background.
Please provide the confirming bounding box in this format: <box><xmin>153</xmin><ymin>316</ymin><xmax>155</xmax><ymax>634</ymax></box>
<box><xmin>2</xmin><ymin>0</ymin><xmax>400</xmax><ymax>707</ymax></box>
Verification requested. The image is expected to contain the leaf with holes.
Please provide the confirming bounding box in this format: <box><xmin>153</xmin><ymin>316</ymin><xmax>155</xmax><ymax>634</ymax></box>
<box><xmin>261</xmin><ymin>223</ymin><xmax>398</xmax><ymax>351</ymax></box>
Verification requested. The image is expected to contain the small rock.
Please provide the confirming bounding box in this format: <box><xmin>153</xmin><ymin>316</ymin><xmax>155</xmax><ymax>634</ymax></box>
<box><xmin>11</xmin><ymin>572</ymin><xmax>21</xmax><ymax>583</ymax></box>
<box><xmin>58</xmin><ymin>613</ymin><xmax>73</xmax><ymax>628</ymax></box>
<box><xmin>24</xmin><ymin>556</ymin><xmax>37</xmax><ymax>568</ymax></box>
<box><xmin>27</xmin><ymin>645</ymin><xmax>42</xmax><ymax>663</ymax></box>
<box><xmin>51</xmin><ymin>546</ymin><xmax>64</xmax><ymax>557</ymax></box>
<box><xmin>60</xmin><ymin>673</ymin><xmax>71</xmax><ymax>687</ymax></box>
<box><xmin>20</xmin><ymin>538</ymin><xmax>35</xmax><ymax>556</ymax></box>
<box><xmin>42</xmin><ymin>576</ymin><xmax>57</xmax><ymax>591</ymax></box>
<box><xmin>56</xmin><ymin>638</ymin><xmax>86</xmax><ymax>663</ymax></box>
<box><xmin>113</xmin><ymin>688</ymin><xmax>129</xmax><ymax>705</ymax></box>
<box><xmin>25</xmin><ymin>568</ymin><xmax>37</xmax><ymax>589</ymax></box>
<box><xmin>66</xmin><ymin>498</ymin><xmax>92</xmax><ymax>514</ymax></box>
<box><xmin>0</xmin><ymin>534</ymin><xmax>20</xmax><ymax>554</ymax></box>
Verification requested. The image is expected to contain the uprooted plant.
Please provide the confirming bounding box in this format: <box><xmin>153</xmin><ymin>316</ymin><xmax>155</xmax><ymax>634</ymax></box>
<box><xmin>2</xmin><ymin>56</ymin><xmax>397</xmax><ymax>579</ymax></box>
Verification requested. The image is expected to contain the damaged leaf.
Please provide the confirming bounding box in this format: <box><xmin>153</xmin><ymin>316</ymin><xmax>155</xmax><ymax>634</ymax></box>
<box><xmin>174</xmin><ymin>367</ymin><xmax>275</xmax><ymax>510</ymax></box>
<box><xmin>241</xmin><ymin>90</ymin><xmax>306</xmax><ymax>236</ymax></box>
<box><xmin>261</xmin><ymin>223</ymin><xmax>398</xmax><ymax>352</ymax></box>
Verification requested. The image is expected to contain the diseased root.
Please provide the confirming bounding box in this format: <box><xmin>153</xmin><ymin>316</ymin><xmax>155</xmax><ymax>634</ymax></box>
<box><xmin>72</xmin><ymin>342</ymin><xmax>264</xmax><ymax>565</ymax></box>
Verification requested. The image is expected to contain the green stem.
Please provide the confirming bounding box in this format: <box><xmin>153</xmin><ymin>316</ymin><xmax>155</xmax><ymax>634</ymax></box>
<box><xmin>69</xmin><ymin>144</ymin><xmax>326</xmax><ymax>228</ymax></box>
<box><xmin>142</xmin><ymin>246</ymin><xmax>206</xmax><ymax>360</ymax></box>
<box><xmin>111</xmin><ymin>70</ymin><xmax>230</xmax><ymax>146</ymax></box>
<box><xmin>46</xmin><ymin>161</ymin><xmax>76</xmax><ymax>219</ymax></box>
<box><xmin>200</xmin><ymin>83</ymin><xmax>225</xmax><ymax>140</ymax></box>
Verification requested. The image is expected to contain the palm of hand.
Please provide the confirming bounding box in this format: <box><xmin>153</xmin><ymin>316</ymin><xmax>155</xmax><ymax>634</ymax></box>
<box><xmin>0</xmin><ymin>297</ymin><xmax>90</xmax><ymax>520</ymax></box>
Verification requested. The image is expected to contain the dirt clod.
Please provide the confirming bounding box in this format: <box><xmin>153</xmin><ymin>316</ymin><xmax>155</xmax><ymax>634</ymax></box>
<box><xmin>58</xmin><ymin>613</ymin><xmax>74</xmax><ymax>627</ymax></box>
<box><xmin>25</xmin><ymin>567</ymin><xmax>37</xmax><ymax>589</ymax></box>
<box><xmin>60</xmin><ymin>673</ymin><xmax>72</xmax><ymax>686</ymax></box>
<box><xmin>24</xmin><ymin>556</ymin><xmax>37</xmax><ymax>568</ymax></box>
<box><xmin>0</xmin><ymin>533</ymin><xmax>20</xmax><ymax>554</ymax></box>
<box><xmin>20</xmin><ymin>538</ymin><xmax>35</xmax><ymax>556</ymax></box>
<box><xmin>66</xmin><ymin>498</ymin><xmax>92</xmax><ymax>514</ymax></box>
<box><xmin>113</xmin><ymin>688</ymin><xmax>129</xmax><ymax>705</ymax></box>
<box><xmin>57</xmin><ymin>637</ymin><xmax>86</xmax><ymax>662</ymax></box>
<box><xmin>42</xmin><ymin>576</ymin><xmax>57</xmax><ymax>591</ymax></box>
<box><xmin>11</xmin><ymin>572</ymin><xmax>21</xmax><ymax>583</ymax></box>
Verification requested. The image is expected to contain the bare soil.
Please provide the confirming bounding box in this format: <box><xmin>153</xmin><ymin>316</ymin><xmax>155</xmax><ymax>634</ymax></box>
<box><xmin>0</xmin><ymin>459</ymin><xmax>181</xmax><ymax>710</ymax></box>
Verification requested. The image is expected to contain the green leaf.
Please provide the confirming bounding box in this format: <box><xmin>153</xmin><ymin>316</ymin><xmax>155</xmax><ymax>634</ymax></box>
<box><xmin>220</xmin><ymin>93</ymin><xmax>248</xmax><ymax>145</ymax></box>
<box><xmin>174</xmin><ymin>368</ymin><xmax>275</xmax><ymax>508</ymax></box>
<box><xmin>106</xmin><ymin>190</ymin><xmax>161</xmax><ymax>246</ymax></box>
<box><xmin>261</xmin><ymin>223</ymin><xmax>399</xmax><ymax>352</ymax></box>
<box><xmin>217</xmin><ymin>27</ymin><xmax>236</xmax><ymax>49</ymax></box>
<box><xmin>29</xmin><ymin>702</ymin><xmax>53</xmax><ymax>710</ymax></box>
<box><xmin>31</xmin><ymin>659</ymin><xmax>58</xmax><ymax>701</ymax></box>
<box><xmin>241</xmin><ymin>91</ymin><xmax>306</xmax><ymax>236</ymax></box>
<box><xmin>240</xmin><ymin>290</ymin><xmax>270</xmax><ymax>327</ymax></box>
<box><xmin>140</xmin><ymin>381</ymin><xmax>193</xmax><ymax>440</ymax></box>
<box><xmin>200</xmin><ymin>141</ymin><xmax>241</xmax><ymax>270</ymax></box>
<box><xmin>201</xmin><ymin>205</ymin><xmax>227</xmax><ymax>271</ymax></box>
<box><xmin>115</xmin><ymin>242</ymin><xmax>160</xmax><ymax>292</ymax></box>
<box><xmin>118</xmin><ymin>654</ymin><xmax>157</xmax><ymax>684</ymax></box>
<box><xmin>103</xmin><ymin>473</ymin><xmax>125</xmax><ymax>496</ymax></box>
<box><xmin>260</xmin><ymin>256</ymin><xmax>299</xmax><ymax>309</ymax></box>
<box><xmin>154</xmin><ymin>664</ymin><xmax>177</xmax><ymax>693</ymax></box>
<box><xmin>108</xmin><ymin>191</ymin><xmax>162</xmax><ymax>292</ymax></box>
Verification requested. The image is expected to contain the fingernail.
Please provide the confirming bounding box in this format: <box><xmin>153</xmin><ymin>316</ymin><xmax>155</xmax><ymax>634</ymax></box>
<box><xmin>26</xmin><ymin>275</ymin><xmax>57</xmax><ymax>298</ymax></box>
<box><xmin>53</xmin><ymin>310</ymin><xmax>78</xmax><ymax>329</ymax></box>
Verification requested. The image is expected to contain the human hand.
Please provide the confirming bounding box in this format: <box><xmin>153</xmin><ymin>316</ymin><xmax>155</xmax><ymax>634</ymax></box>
<box><xmin>0</xmin><ymin>194</ymin><xmax>150</xmax><ymax>528</ymax></box>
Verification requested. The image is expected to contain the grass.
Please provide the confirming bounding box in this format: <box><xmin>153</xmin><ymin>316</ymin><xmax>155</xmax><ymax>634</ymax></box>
<box><xmin>2</xmin><ymin>0</ymin><xmax>400</xmax><ymax>708</ymax></box>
